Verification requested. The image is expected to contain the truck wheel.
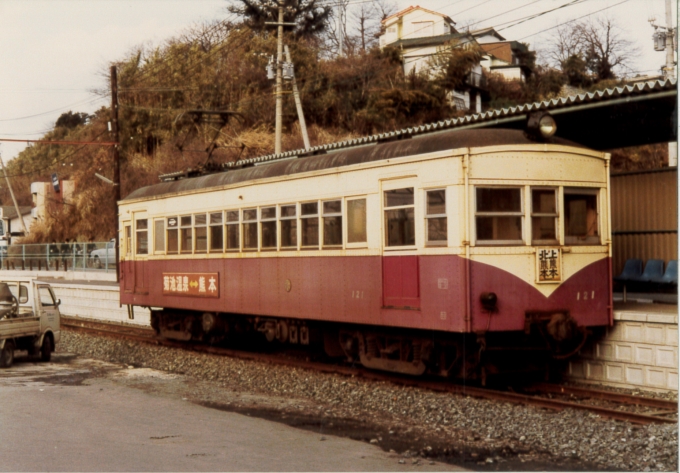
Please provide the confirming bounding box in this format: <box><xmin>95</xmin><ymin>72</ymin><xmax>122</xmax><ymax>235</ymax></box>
<box><xmin>40</xmin><ymin>336</ymin><xmax>52</xmax><ymax>362</ymax></box>
<box><xmin>0</xmin><ymin>341</ymin><xmax>14</xmax><ymax>368</ymax></box>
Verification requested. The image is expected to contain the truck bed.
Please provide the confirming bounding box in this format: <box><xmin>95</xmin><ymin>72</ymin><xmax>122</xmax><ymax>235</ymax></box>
<box><xmin>0</xmin><ymin>315</ymin><xmax>40</xmax><ymax>339</ymax></box>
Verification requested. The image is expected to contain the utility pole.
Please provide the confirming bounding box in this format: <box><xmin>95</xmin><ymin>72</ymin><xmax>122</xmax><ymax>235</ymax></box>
<box><xmin>275</xmin><ymin>4</ymin><xmax>284</xmax><ymax>155</ymax></box>
<box><xmin>284</xmin><ymin>45</ymin><xmax>310</xmax><ymax>150</ymax></box>
<box><xmin>0</xmin><ymin>151</ymin><xmax>28</xmax><ymax>235</ymax></box>
<box><xmin>110</xmin><ymin>65</ymin><xmax>121</xmax><ymax>282</ymax></box>
<box><xmin>665</xmin><ymin>0</ymin><xmax>676</xmax><ymax>80</ymax></box>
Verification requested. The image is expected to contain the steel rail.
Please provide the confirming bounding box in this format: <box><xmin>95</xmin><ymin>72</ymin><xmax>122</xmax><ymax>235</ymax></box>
<box><xmin>61</xmin><ymin>319</ymin><xmax>677</xmax><ymax>425</ymax></box>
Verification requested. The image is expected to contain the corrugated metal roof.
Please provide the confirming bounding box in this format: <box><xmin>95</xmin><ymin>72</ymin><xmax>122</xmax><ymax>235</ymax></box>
<box><xmin>219</xmin><ymin>78</ymin><xmax>676</xmax><ymax>173</ymax></box>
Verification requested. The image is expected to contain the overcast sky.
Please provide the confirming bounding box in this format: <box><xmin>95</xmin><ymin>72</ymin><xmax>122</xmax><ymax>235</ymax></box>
<box><xmin>0</xmin><ymin>0</ymin><xmax>675</xmax><ymax>162</ymax></box>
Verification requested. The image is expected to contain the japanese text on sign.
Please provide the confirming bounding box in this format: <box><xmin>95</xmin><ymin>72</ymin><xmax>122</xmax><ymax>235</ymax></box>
<box><xmin>537</xmin><ymin>248</ymin><xmax>561</xmax><ymax>282</ymax></box>
<box><xmin>162</xmin><ymin>272</ymin><xmax>219</xmax><ymax>297</ymax></box>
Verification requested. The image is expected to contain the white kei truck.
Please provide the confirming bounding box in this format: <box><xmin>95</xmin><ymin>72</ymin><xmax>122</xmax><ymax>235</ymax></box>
<box><xmin>0</xmin><ymin>278</ymin><xmax>61</xmax><ymax>368</ymax></box>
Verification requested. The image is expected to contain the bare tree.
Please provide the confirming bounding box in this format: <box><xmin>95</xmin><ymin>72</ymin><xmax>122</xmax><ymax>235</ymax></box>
<box><xmin>544</xmin><ymin>15</ymin><xmax>639</xmax><ymax>83</ymax></box>
<box><xmin>349</xmin><ymin>0</ymin><xmax>397</xmax><ymax>52</ymax></box>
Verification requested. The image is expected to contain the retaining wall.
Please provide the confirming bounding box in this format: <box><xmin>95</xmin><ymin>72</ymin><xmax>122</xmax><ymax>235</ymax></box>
<box><xmin>568</xmin><ymin>306</ymin><xmax>678</xmax><ymax>393</ymax></box>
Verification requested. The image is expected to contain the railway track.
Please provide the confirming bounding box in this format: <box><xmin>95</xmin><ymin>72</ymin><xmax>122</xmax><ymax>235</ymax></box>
<box><xmin>61</xmin><ymin>317</ymin><xmax>678</xmax><ymax>425</ymax></box>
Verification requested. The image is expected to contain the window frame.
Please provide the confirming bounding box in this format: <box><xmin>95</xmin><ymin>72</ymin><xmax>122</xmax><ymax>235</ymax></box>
<box><xmin>530</xmin><ymin>187</ymin><xmax>559</xmax><ymax>246</ymax></box>
<box><xmin>193</xmin><ymin>213</ymin><xmax>208</xmax><ymax>254</ymax></box>
<box><xmin>474</xmin><ymin>186</ymin><xmax>524</xmax><ymax>246</ymax></box>
<box><xmin>279</xmin><ymin>203</ymin><xmax>298</xmax><ymax>250</ymax></box>
<box><xmin>153</xmin><ymin>218</ymin><xmax>165</xmax><ymax>254</ymax></box>
<box><xmin>424</xmin><ymin>188</ymin><xmax>447</xmax><ymax>247</ymax></box>
<box><xmin>225</xmin><ymin>210</ymin><xmax>240</xmax><ymax>252</ymax></box>
<box><xmin>322</xmin><ymin>199</ymin><xmax>343</xmax><ymax>248</ymax></box>
<box><xmin>242</xmin><ymin>208</ymin><xmax>258</xmax><ymax>251</ymax></box>
<box><xmin>260</xmin><ymin>206</ymin><xmax>277</xmax><ymax>250</ymax></box>
<box><xmin>345</xmin><ymin>196</ymin><xmax>368</xmax><ymax>249</ymax></box>
<box><xmin>300</xmin><ymin>201</ymin><xmax>320</xmax><ymax>249</ymax></box>
<box><xmin>166</xmin><ymin>216</ymin><xmax>179</xmax><ymax>254</ymax></box>
<box><xmin>179</xmin><ymin>215</ymin><xmax>193</xmax><ymax>254</ymax></box>
<box><xmin>563</xmin><ymin>187</ymin><xmax>600</xmax><ymax>246</ymax></box>
<box><xmin>135</xmin><ymin>218</ymin><xmax>149</xmax><ymax>255</ymax></box>
<box><xmin>208</xmin><ymin>211</ymin><xmax>224</xmax><ymax>253</ymax></box>
<box><xmin>383</xmin><ymin>187</ymin><xmax>416</xmax><ymax>250</ymax></box>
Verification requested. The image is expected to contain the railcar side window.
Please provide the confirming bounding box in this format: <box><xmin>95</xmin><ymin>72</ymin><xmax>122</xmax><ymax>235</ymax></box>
<box><xmin>475</xmin><ymin>187</ymin><xmax>523</xmax><ymax>244</ymax></box>
<box><xmin>135</xmin><ymin>219</ymin><xmax>148</xmax><ymax>255</ymax></box>
<box><xmin>261</xmin><ymin>207</ymin><xmax>277</xmax><ymax>249</ymax></box>
<box><xmin>280</xmin><ymin>205</ymin><xmax>297</xmax><ymax>249</ymax></box>
<box><xmin>323</xmin><ymin>200</ymin><xmax>342</xmax><ymax>247</ymax></box>
<box><xmin>180</xmin><ymin>216</ymin><xmax>192</xmax><ymax>254</ymax></box>
<box><xmin>194</xmin><ymin>214</ymin><xmax>207</xmax><ymax>253</ymax></box>
<box><xmin>226</xmin><ymin>211</ymin><xmax>240</xmax><ymax>251</ymax></box>
<box><xmin>384</xmin><ymin>188</ymin><xmax>415</xmax><ymax>247</ymax></box>
<box><xmin>564</xmin><ymin>188</ymin><xmax>599</xmax><ymax>245</ymax></box>
<box><xmin>347</xmin><ymin>198</ymin><xmax>367</xmax><ymax>244</ymax></box>
<box><xmin>531</xmin><ymin>188</ymin><xmax>558</xmax><ymax>244</ymax></box>
<box><xmin>209</xmin><ymin>212</ymin><xmax>223</xmax><ymax>252</ymax></box>
<box><xmin>301</xmin><ymin>202</ymin><xmax>319</xmax><ymax>248</ymax></box>
<box><xmin>242</xmin><ymin>209</ymin><xmax>258</xmax><ymax>250</ymax></box>
<box><xmin>167</xmin><ymin>217</ymin><xmax>178</xmax><ymax>254</ymax></box>
<box><xmin>425</xmin><ymin>189</ymin><xmax>447</xmax><ymax>245</ymax></box>
<box><xmin>154</xmin><ymin>219</ymin><xmax>165</xmax><ymax>253</ymax></box>
<box><xmin>124</xmin><ymin>225</ymin><xmax>132</xmax><ymax>256</ymax></box>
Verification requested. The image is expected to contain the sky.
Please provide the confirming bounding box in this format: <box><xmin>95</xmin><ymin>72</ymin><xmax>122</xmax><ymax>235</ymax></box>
<box><xmin>0</xmin><ymin>0</ymin><xmax>676</xmax><ymax>162</ymax></box>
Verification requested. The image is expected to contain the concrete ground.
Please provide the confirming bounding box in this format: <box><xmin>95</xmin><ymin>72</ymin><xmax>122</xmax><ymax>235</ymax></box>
<box><xmin>0</xmin><ymin>354</ymin><xmax>464</xmax><ymax>472</ymax></box>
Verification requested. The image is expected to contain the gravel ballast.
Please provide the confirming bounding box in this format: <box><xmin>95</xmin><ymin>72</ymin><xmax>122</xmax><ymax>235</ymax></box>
<box><xmin>59</xmin><ymin>330</ymin><xmax>678</xmax><ymax>471</ymax></box>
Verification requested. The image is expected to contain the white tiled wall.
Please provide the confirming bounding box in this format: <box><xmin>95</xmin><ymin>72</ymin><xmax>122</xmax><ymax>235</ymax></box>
<box><xmin>568</xmin><ymin>311</ymin><xmax>678</xmax><ymax>392</ymax></box>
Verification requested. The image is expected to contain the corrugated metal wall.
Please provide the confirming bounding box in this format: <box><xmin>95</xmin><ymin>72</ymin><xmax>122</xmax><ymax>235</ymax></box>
<box><xmin>610</xmin><ymin>168</ymin><xmax>677</xmax><ymax>275</ymax></box>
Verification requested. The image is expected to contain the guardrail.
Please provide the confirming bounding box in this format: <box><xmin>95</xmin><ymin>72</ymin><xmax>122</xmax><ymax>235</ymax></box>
<box><xmin>0</xmin><ymin>242</ymin><xmax>117</xmax><ymax>273</ymax></box>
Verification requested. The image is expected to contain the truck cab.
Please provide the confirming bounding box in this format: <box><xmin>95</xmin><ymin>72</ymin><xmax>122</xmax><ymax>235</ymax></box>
<box><xmin>0</xmin><ymin>279</ymin><xmax>61</xmax><ymax>368</ymax></box>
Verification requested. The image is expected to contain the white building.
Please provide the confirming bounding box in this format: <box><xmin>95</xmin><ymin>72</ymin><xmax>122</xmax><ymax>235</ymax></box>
<box><xmin>379</xmin><ymin>6</ymin><xmax>534</xmax><ymax>112</ymax></box>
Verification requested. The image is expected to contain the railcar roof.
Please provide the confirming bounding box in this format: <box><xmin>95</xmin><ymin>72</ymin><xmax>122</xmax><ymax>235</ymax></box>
<box><xmin>122</xmin><ymin>128</ymin><xmax>585</xmax><ymax>202</ymax></box>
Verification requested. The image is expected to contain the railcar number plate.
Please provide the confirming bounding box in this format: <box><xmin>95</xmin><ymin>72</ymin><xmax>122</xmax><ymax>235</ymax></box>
<box><xmin>162</xmin><ymin>272</ymin><xmax>219</xmax><ymax>298</ymax></box>
<box><xmin>536</xmin><ymin>248</ymin><xmax>561</xmax><ymax>283</ymax></box>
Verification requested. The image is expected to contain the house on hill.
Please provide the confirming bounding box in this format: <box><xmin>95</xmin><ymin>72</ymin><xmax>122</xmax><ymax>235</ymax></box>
<box><xmin>0</xmin><ymin>206</ymin><xmax>32</xmax><ymax>245</ymax></box>
<box><xmin>379</xmin><ymin>6</ymin><xmax>534</xmax><ymax>112</ymax></box>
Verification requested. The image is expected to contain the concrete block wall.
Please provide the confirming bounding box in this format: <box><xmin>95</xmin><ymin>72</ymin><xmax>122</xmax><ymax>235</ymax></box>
<box><xmin>49</xmin><ymin>282</ymin><xmax>150</xmax><ymax>327</ymax></box>
<box><xmin>568</xmin><ymin>309</ymin><xmax>678</xmax><ymax>392</ymax></box>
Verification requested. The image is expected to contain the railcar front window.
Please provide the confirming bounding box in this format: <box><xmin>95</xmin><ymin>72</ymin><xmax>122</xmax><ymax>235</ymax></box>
<box><xmin>261</xmin><ymin>207</ymin><xmax>277</xmax><ymax>249</ymax></box>
<box><xmin>154</xmin><ymin>219</ymin><xmax>165</xmax><ymax>253</ymax></box>
<box><xmin>475</xmin><ymin>187</ymin><xmax>523</xmax><ymax>244</ymax></box>
<box><xmin>564</xmin><ymin>188</ymin><xmax>599</xmax><ymax>245</ymax></box>
<box><xmin>226</xmin><ymin>211</ymin><xmax>239</xmax><ymax>251</ymax></box>
<box><xmin>242</xmin><ymin>209</ymin><xmax>258</xmax><ymax>250</ymax></box>
<box><xmin>531</xmin><ymin>188</ymin><xmax>558</xmax><ymax>244</ymax></box>
<box><xmin>180</xmin><ymin>216</ymin><xmax>192</xmax><ymax>254</ymax></box>
<box><xmin>301</xmin><ymin>202</ymin><xmax>319</xmax><ymax>248</ymax></box>
<box><xmin>426</xmin><ymin>189</ymin><xmax>447</xmax><ymax>245</ymax></box>
<box><xmin>209</xmin><ymin>212</ymin><xmax>223</xmax><ymax>252</ymax></box>
<box><xmin>347</xmin><ymin>198</ymin><xmax>367</xmax><ymax>244</ymax></box>
<box><xmin>384</xmin><ymin>188</ymin><xmax>415</xmax><ymax>247</ymax></box>
<box><xmin>194</xmin><ymin>214</ymin><xmax>207</xmax><ymax>253</ymax></box>
<box><xmin>167</xmin><ymin>217</ymin><xmax>178</xmax><ymax>254</ymax></box>
<box><xmin>280</xmin><ymin>205</ymin><xmax>297</xmax><ymax>249</ymax></box>
<box><xmin>323</xmin><ymin>200</ymin><xmax>342</xmax><ymax>247</ymax></box>
<box><xmin>135</xmin><ymin>219</ymin><xmax>148</xmax><ymax>255</ymax></box>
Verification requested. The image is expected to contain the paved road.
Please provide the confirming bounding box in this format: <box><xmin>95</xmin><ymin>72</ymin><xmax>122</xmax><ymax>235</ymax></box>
<box><xmin>0</xmin><ymin>354</ymin><xmax>464</xmax><ymax>472</ymax></box>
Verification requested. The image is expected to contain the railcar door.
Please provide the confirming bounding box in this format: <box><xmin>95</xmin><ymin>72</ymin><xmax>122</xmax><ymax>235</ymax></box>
<box><xmin>381</xmin><ymin>181</ymin><xmax>420</xmax><ymax>310</ymax></box>
<box><xmin>132</xmin><ymin>216</ymin><xmax>148</xmax><ymax>295</ymax></box>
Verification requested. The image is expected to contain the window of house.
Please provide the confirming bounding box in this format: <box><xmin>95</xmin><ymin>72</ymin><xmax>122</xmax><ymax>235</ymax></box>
<box><xmin>531</xmin><ymin>188</ymin><xmax>558</xmax><ymax>244</ymax></box>
<box><xmin>564</xmin><ymin>188</ymin><xmax>599</xmax><ymax>245</ymax></box>
<box><xmin>323</xmin><ymin>200</ymin><xmax>342</xmax><ymax>247</ymax></box>
<box><xmin>180</xmin><ymin>215</ymin><xmax>192</xmax><ymax>253</ymax></box>
<box><xmin>194</xmin><ymin>213</ymin><xmax>207</xmax><ymax>253</ymax></box>
<box><xmin>242</xmin><ymin>209</ymin><xmax>258</xmax><ymax>250</ymax></box>
<box><xmin>261</xmin><ymin>206</ymin><xmax>277</xmax><ymax>249</ymax></box>
<box><xmin>154</xmin><ymin>219</ymin><xmax>165</xmax><ymax>253</ymax></box>
<box><xmin>209</xmin><ymin>212</ymin><xmax>223</xmax><ymax>252</ymax></box>
<box><xmin>347</xmin><ymin>198</ymin><xmax>367</xmax><ymax>244</ymax></box>
<box><xmin>167</xmin><ymin>217</ymin><xmax>178</xmax><ymax>254</ymax></box>
<box><xmin>135</xmin><ymin>219</ymin><xmax>148</xmax><ymax>255</ymax></box>
<box><xmin>384</xmin><ymin>188</ymin><xmax>415</xmax><ymax>247</ymax></box>
<box><xmin>280</xmin><ymin>204</ymin><xmax>297</xmax><ymax>249</ymax></box>
<box><xmin>301</xmin><ymin>202</ymin><xmax>319</xmax><ymax>248</ymax></box>
<box><xmin>425</xmin><ymin>189</ymin><xmax>447</xmax><ymax>244</ymax></box>
<box><xmin>475</xmin><ymin>187</ymin><xmax>523</xmax><ymax>244</ymax></box>
<box><xmin>226</xmin><ymin>211</ymin><xmax>240</xmax><ymax>251</ymax></box>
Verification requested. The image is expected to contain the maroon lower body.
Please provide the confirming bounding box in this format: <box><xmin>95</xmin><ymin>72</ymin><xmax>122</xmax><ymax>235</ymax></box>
<box><xmin>121</xmin><ymin>255</ymin><xmax>611</xmax><ymax>333</ymax></box>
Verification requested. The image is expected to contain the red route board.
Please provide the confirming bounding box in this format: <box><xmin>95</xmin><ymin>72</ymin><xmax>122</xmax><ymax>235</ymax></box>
<box><xmin>162</xmin><ymin>272</ymin><xmax>219</xmax><ymax>298</ymax></box>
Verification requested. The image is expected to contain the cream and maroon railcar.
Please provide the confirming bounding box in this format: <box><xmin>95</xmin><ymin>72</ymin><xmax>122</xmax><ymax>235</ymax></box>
<box><xmin>119</xmin><ymin>128</ymin><xmax>612</xmax><ymax>380</ymax></box>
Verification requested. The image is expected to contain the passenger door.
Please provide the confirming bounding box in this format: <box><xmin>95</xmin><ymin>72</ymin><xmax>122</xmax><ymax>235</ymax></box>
<box><xmin>36</xmin><ymin>285</ymin><xmax>60</xmax><ymax>334</ymax></box>
<box><xmin>381</xmin><ymin>179</ymin><xmax>421</xmax><ymax>310</ymax></box>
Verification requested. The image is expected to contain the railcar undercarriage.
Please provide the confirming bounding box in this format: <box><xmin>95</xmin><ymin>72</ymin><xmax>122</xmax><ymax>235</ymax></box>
<box><xmin>150</xmin><ymin>309</ymin><xmax>590</xmax><ymax>383</ymax></box>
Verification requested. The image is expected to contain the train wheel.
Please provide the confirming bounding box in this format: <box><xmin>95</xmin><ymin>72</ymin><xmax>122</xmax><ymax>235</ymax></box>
<box><xmin>0</xmin><ymin>341</ymin><xmax>14</xmax><ymax>368</ymax></box>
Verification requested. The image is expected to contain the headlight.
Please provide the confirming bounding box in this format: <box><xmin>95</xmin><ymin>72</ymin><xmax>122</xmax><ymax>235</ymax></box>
<box><xmin>526</xmin><ymin>112</ymin><xmax>557</xmax><ymax>140</ymax></box>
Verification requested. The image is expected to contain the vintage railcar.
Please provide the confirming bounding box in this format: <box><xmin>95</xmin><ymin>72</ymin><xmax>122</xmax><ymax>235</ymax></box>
<box><xmin>119</xmin><ymin>126</ymin><xmax>612</xmax><ymax>381</ymax></box>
